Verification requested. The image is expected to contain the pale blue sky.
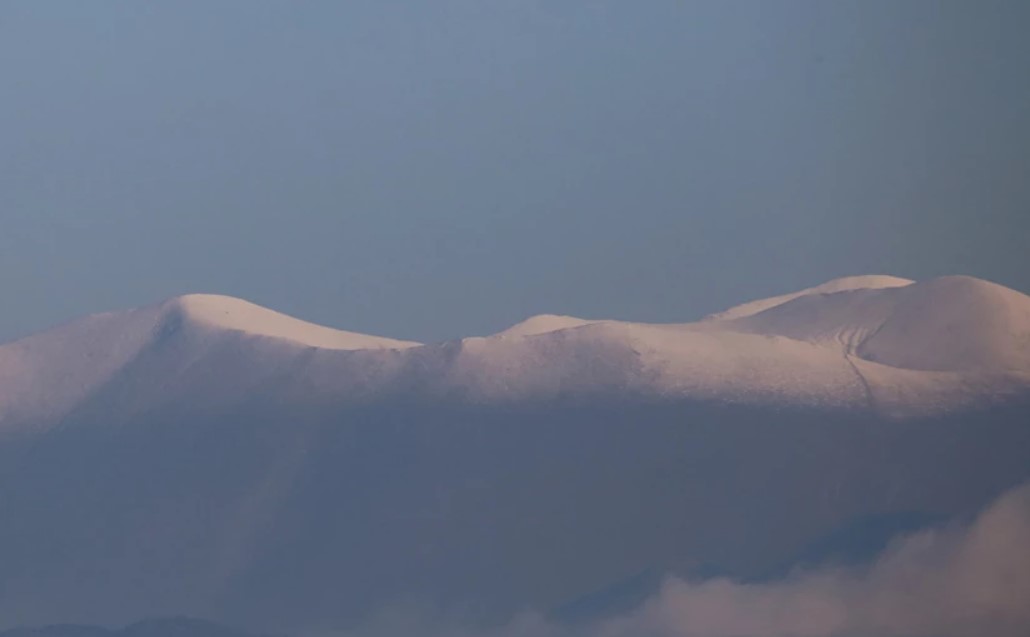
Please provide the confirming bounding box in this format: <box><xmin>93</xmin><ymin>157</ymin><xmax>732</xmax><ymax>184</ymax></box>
<box><xmin>2</xmin><ymin>1</ymin><xmax>1028</xmax><ymax>342</ymax></box>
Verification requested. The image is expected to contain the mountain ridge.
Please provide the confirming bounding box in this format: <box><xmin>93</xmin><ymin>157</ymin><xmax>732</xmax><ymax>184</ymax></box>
<box><xmin>0</xmin><ymin>275</ymin><xmax>1027</xmax><ymax>632</ymax></box>
<box><xmin>1</xmin><ymin>274</ymin><xmax>1028</xmax><ymax>433</ymax></box>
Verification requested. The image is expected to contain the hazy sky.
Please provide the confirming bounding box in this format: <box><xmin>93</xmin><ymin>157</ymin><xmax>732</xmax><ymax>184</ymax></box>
<box><xmin>2</xmin><ymin>1</ymin><xmax>1028</xmax><ymax>343</ymax></box>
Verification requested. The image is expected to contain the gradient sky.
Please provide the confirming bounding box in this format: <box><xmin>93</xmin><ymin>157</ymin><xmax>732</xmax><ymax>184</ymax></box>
<box><xmin>2</xmin><ymin>1</ymin><xmax>1028</xmax><ymax>343</ymax></box>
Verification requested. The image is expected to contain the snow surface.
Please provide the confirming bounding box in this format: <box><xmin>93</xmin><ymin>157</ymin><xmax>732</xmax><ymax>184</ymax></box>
<box><xmin>705</xmin><ymin>275</ymin><xmax>915</xmax><ymax>321</ymax></box>
<box><xmin>0</xmin><ymin>306</ymin><xmax>165</xmax><ymax>429</ymax></box>
<box><xmin>431</xmin><ymin>274</ymin><xmax>1029</xmax><ymax>410</ymax></box>
<box><xmin>0</xmin><ymin>295</ymin><xmax>416</xmax><ymax>431</ymax></box>
<box><xmin>171</xmin><ymin>294</ymin><xmax>420</xmax><ymax>350</ymax></box>
<box><xmin>1</xmin><ymin>275</ymin><xmax>1028</xmax><ymax>432</ymax></box>
<box><xmin>491</xmin><ymin>314</ymin><xmax>596</xmax><ymax>338</ymax></box>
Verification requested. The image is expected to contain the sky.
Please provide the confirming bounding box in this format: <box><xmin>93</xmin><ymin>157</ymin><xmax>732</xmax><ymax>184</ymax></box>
<box><xmin>1</xmin><ymin>1</ymin><xmax>1028</xmax><ymax>343</ymax></box>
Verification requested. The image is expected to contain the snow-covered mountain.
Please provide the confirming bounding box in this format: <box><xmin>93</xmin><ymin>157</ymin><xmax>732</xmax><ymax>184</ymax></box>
<box><xmin>0</xmin><ymin>294</ymin><xmax>421</xmax><ymax>432</ymax></box>
<box><xmin>0</xmin><ymin>275</ymin><xmax>1027</xmax><ymax>632</ymax></box>
<box><xmin>1</xmin><ymin>275</ymin><xmax>1027</xmax><ymax>434</ymax></box>
<box><xmin>407</xmin><ymin>274</ymin><xmax>1030</xmax><ymax>413</ymax></box>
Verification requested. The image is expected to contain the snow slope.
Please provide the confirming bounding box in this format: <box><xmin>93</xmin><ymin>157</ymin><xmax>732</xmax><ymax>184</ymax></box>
<box><xmin>0</xmin><ymin>306</ymin><xmax>165</xmax><ymax>429</ymax></box>
<box><xmin>173</xmin><ymin>294</ymin><xmax>420</xmax><ymax>351</ymax></box>
<box><xmin>437</xmin><ymin>319</ymin><xmax>866</xmax><ymax>407</ymax></box>
<box><xmin>716</xmin><ymin>275</ymin><xmax>1030</xmax><ymax>414</ymax></box>
<box><xmin>0</xmin><ymin>275</ymin><xmax>1027</xmax><ymax>631</ymax></box>
<box><xmin>0</xmin><ymin>275</ymin><xmax>1028</xmax><ymax>432</ymax></box>
<box><xmin>724</xmin><ymin>275</ymin><xmax>1030</xmax><ymax>372</ymax></box>
<box><xmin>0</xmin><ymin>295</ymin><xmax>417</xmax><ymax>432</ymax></box>
<box><xmin>492</xmin><ymin>314</ymin><xmax>596</xmax><ymax>338</ymax></box>
<box><xmin>426</xmin><ymin>274</ymin><xmax>1030</xmax><ymax>411</ymax></box>
<box><xmin>704</xmin><ymin>275</ymin><xmax>915</xmax><ymax>321</ymax></box>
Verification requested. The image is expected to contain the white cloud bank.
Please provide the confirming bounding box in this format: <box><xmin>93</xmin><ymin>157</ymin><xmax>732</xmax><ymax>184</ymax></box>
<box><xmin>333</xmin><ymin>481</ymin><xmax>1030</xmax><ymax>637</ymax></box>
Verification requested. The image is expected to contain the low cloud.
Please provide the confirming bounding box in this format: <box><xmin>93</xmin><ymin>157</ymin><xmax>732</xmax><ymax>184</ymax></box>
<box><xmin>602</xmin><ymin>483</ymin><xmax>1030</xmax><ymax>636</ymax></box>
<box><xmin>332</xmin><ymin>481</ymin><xmax>1030</xmax><ymax>637</ymax></box>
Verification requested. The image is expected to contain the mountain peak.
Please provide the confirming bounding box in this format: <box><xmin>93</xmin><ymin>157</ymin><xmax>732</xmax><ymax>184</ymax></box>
<box><xmin>809</xmin><ymin>275</ymin><xmax>915</xmax><ymax>292</ymax></box>
<box><xmin>706</xmin><ymin>274</ymin><xmax>915</xmax><ymax>321</ymax></box>
<box><xmin>165</xmin><ymin>294</ymin><xmax>419</xmax><ymax>350</ymax></box>
<box><xmin>494</xmin><ymin>314</ymin><xmax>595</xmax><ymax>338</ymax></box>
